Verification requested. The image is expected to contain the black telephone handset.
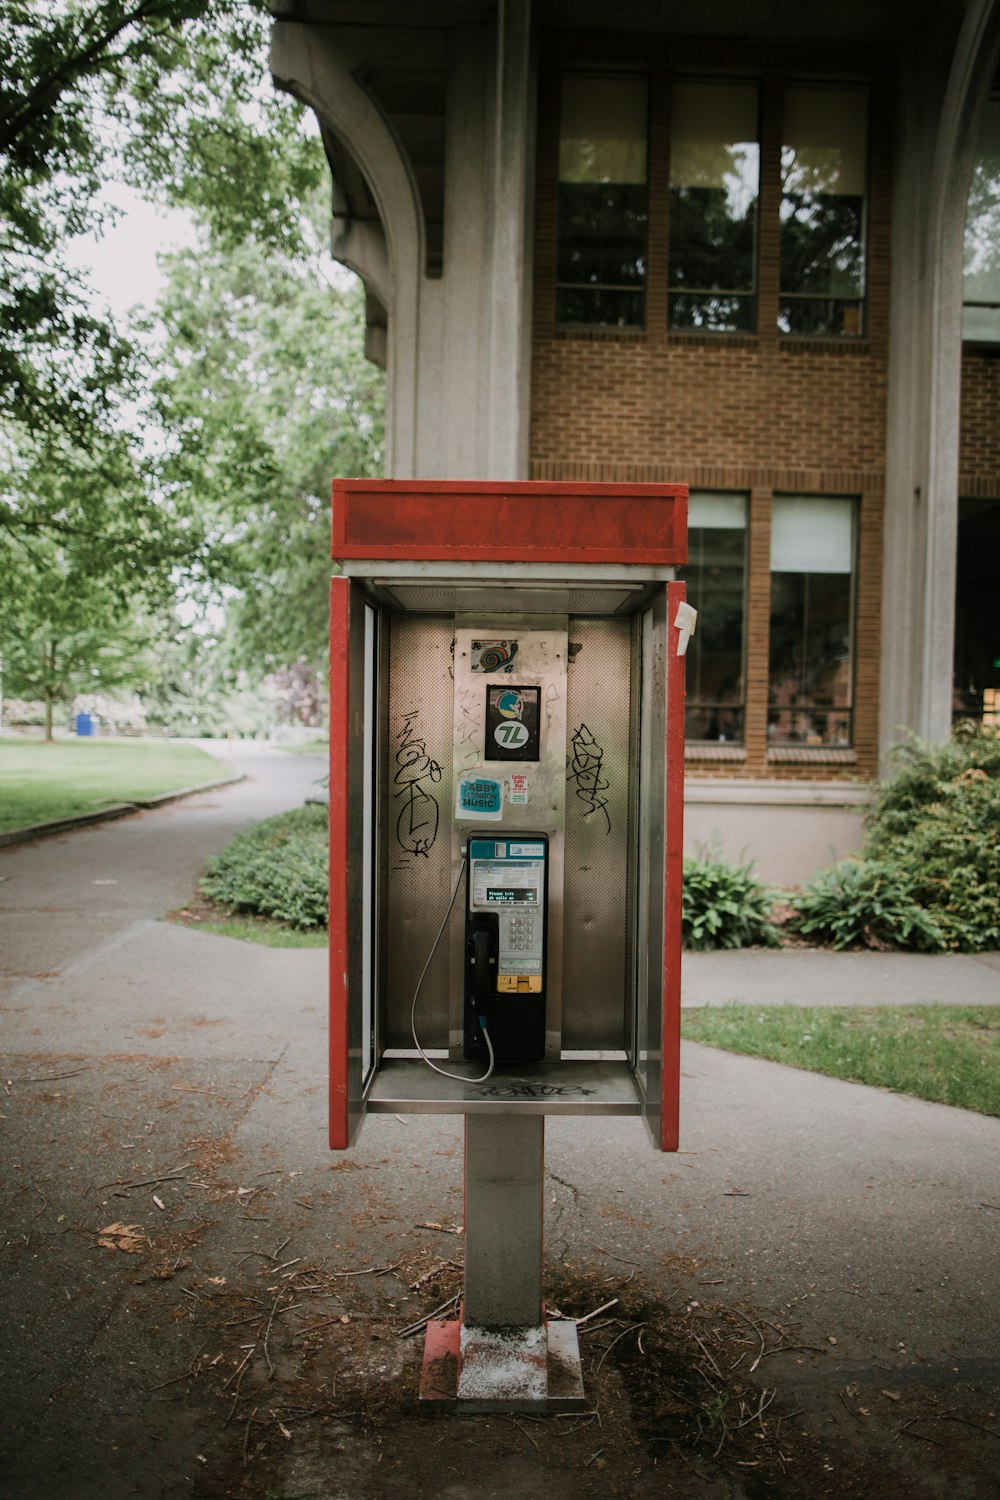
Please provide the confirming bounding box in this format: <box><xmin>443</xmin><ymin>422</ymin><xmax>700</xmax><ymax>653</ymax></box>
<box><xmin>468</xmin><ymin>915</ymin><xmax>499</xmax><ymax>1018</ymax></box>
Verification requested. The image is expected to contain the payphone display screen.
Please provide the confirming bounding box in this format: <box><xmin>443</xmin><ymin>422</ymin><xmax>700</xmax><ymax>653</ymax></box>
<box><xmin>468</xmin><ymin>839</ymin><xmax>546</xmax><ymax>981</ymax></box>
<box><xmin>470</xmin><ymin>847</ymin><xmax>544</xmax><ymax>905</ymax></box>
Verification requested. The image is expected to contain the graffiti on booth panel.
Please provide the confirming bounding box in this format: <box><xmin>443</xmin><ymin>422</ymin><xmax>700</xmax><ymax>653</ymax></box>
<box><xmin>393</xmin><ymin>710</ymin><xmax>442</xmax><ymax>859</ymax></box>
<box><xmin>568</xmin><ymin>722</ymin><xmax>612</xmax><ymax>835</ymax></box>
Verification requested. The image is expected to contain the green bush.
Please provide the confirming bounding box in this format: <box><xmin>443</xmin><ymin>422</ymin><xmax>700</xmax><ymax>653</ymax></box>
<box><xmin>788</xmin><ymin>858</ymin><xmax>946</xmax><ymax>951</ymax></box>
<box><xmin>682</xmin><ymin>850</ymin><xmax>780</xmax><ymax>951</ymax></box>
<box><xmin>200</xmin><ymin>803</ymin><xmax>328</xmax><ymax>929</ymax></box>
<box><xmin>789</xmin><ymin>724</ymin><xmax>1000</xmax><ymax>952</ymax></box>
<box><xmin>864</xmin><ymin>724</ymin><xmax>1000</xmax><ymax>951</ymax></box>
<box><xmin>867</xmin><ymin>720</ymin><xmax>1000</xmax><ymax>843</ymax></box>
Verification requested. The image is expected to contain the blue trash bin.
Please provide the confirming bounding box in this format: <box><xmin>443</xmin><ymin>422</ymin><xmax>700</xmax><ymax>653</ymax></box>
<box><xmin>75</xmin><ymin>713</ymin><xmax>94</xmax><ymax>737</ymax></box>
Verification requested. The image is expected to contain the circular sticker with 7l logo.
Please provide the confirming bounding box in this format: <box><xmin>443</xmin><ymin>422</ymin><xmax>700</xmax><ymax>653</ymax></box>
<box><xmin>485</xmin><ymin>683</ymin><xmax>540</xmax><ymax>761</ymax></box>
<box><xmin>494</xmin><ymin>719</ymin><xmax>530</xmax><ymax>751</ymax></box>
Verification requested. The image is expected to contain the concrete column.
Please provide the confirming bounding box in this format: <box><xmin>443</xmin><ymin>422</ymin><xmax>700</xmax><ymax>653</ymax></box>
<box><xmin>463</xmin><ymin>1114</ymin><xmax>544</xmax><ymax>1328</ymax></box>
<box><xmin>272</xmin><ymin>5</ymin><xmax>536</xmax><ymax>483</ymax></box>
<box><xmin>483</xmin><ymin>0</ymin><xmax>535</xmax><ymax>480</ymax></box>
<box><xmin>881</xmin><ymin>0</ymin><xmax>1000</xmax><ymax>768</ymax></box>
<box><xmin>412</xmin><ymin>0</ymin><xmax>534</xmax><ymax>479</ymax></box>
<box><xmin>438</xmin><ymin>25</ymin><xmax>491</xmax><ymax>479</ymax></box>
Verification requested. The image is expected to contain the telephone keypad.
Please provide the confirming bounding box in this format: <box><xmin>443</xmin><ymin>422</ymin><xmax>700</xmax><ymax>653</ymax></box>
<box><xmin>506</xmin><ymin>914</ymin><xmax>536</xmax><ymax>952</ymax></box>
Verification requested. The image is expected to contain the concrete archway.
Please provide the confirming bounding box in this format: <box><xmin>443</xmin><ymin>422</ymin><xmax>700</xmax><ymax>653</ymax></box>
<box><xmin>270</xmin><ymin>21</ymin><xmax>426</xmax><ymax>475</ymax></box>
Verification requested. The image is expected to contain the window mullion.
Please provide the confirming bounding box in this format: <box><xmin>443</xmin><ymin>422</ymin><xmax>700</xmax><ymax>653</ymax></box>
<box><xmin>757</xmin><ymin>76</ymin><xmax>783</xmax><ymax>344</ymax></box>
<box><xmin>646</xmin><ymin>66</ymin><xmax>671</xmax><ymax>342</ymax></box>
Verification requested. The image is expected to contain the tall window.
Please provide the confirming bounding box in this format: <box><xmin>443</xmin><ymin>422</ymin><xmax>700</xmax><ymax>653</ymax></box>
<box><xmin>780</xmin><ymin>88</ymin><xmax>868</xmax><ymax>337</ymax></box>
<box><xmin>557</xmin><ymin>75</ymin><xmax>648</xmax><ymax>327</ymax></box>
<box><xmin>954</xmin><ymin>499</ymin><xmax>1000</xmax><ymax>723</ymax></box>
<box><xmin>963</xmin><ymin>94</ymin><xmax>1000</xmax><ymax>344</ymax></box>
<box><xmin>668</xmin><ymin>82</ymin><xmax>759</xmax><ymax>332</ymax></box>
<box><xmin>768</xmin><ymin>497</ymin><xmax>856</xmax><ymax>745</ymax></box>
<box><xmin>682</xmin><ymin>493</ymin><xmax>747</xmax><ymax>741</ymax></box>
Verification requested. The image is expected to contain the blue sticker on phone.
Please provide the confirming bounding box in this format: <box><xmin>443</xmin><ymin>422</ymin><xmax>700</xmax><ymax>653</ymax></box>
<box><xmin>456</xmin><ymin>776</ymin><xmax>503</xmax><ymax>820</ymax></box>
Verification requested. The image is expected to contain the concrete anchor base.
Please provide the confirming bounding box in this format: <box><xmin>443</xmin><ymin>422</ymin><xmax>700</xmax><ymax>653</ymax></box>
<box><xmin>419</xmin><ymin>1317</ymin><xmax>586</xmax><ymax>1413</ymax></box>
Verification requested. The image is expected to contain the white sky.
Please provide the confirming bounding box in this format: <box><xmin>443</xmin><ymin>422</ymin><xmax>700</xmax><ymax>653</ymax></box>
<box><xmin>65</xmin><ymin>182</ymin><xmax>199</xmax><ymax>320</ymax></box>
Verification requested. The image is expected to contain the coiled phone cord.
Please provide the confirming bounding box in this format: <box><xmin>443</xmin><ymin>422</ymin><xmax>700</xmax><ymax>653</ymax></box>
<box><xmin>409</xmin><ymin>853</ymin><xmax>496</xmax><ymax>1083</ymax></box>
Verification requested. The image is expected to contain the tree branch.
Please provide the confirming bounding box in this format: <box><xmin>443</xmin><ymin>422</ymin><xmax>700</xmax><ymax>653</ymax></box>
<box><xmin>0</xmin><ymin>0</ymin><xmax>190</xmax><ymax>155</ymax></box>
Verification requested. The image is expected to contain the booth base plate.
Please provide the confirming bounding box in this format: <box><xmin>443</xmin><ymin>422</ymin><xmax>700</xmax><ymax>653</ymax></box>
<box><xmin>419</xmin><ymin>1318</ymin><xmax>586</xmax><ymax>1413</ymax></box>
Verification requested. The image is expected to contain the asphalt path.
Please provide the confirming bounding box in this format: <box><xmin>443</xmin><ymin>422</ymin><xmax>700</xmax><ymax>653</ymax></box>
<box><xmin>1</xmin><ymin>744</ymin><xmax>998</xmax><ymax>1499</ymax></box>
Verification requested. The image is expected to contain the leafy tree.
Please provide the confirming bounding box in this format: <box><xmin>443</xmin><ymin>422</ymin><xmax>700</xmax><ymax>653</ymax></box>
<box><xmin>1</xmin><ymin>418</ymin><xmax>211</xmax><ymax>608</ymax></box>
<box><xmin>0</xmin><ymin>418</ymin><xmax>213</xmax><ymax>735</ymax></box>
<box><xmin>140</xmin><ymin>616</ymin><xmax>279</xmax><ymax>737</ymax></box>
<box><xmin>2</xmin><ymin>1</ymin><xmax>381</xmax><ymax>717</ymax></box>
<box><xmin>2</xmin><ymin>537</ymin><xmax>154</xmax><ymax>740</ymax></box>
<box><xmin>0</xmin><ymin>0</ymin><xmax>320</xmax><ymax>445</ymax></box>
<box><xmin>150</xmin><ymin>212</ymin><xmax>385</xmax><ymax>677</ymax></box>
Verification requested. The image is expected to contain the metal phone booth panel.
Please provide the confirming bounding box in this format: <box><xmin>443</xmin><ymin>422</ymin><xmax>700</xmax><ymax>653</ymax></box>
<box><xmin>329</xmin><ymin>480</ymin><xmax>689</xmax><ymax>1154</ymax></box>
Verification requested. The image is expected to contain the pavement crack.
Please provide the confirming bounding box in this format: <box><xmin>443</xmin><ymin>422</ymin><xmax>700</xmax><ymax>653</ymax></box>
<box><xmin>547</xmin><ymin>1170</ymin><xmax>580</xmax><ymax>1205</ymax></box>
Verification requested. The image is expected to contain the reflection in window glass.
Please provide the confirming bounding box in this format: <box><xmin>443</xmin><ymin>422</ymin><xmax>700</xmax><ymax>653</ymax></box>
<box><xmin>963</xmin><ymin>95</ymin><xmax>1000</xmax><ymax>344</ymax></box>
<box><xmin>668</xmin><ymin>82</ymin><xmax>759</xmax><ymax>332</ymax></box>
<box><xmin>780</xmin><ymin>88</ymin><xmax>867</xmax><ymax>337</ymax></box>
<box><xmin>557</xmin><ymin>75</ymin><xmax>649</xmax><ymax>327</ymax></box>
<box><xmin>954</xmin><ymin>499</ymin><xmax>1000</xmax><ymax>723</ymax></box>
<box><xmin>768</xmin><ymin>497</ymin><xmax>855</xmax><ymax>745</ymax></box>
<box><xmin>681</xmin><ymin>493</ymin><xmax>747</xmax><ymax>741</ymax></box>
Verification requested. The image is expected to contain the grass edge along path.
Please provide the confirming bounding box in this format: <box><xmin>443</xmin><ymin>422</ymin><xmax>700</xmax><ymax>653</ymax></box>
<box><xmin>167</xmin><ymin>905</ymin><xmax>328</xmax><ymax>949</ymax></box>
<box><xmin>681</xmin><ymin>1003</ymin><xmax>1000</xmax><ymax>1117</ymax></box>
<box><xmin>0</xmin><ymin>737</ymin><xmax>229</xmax><ymax>834</ymax></box>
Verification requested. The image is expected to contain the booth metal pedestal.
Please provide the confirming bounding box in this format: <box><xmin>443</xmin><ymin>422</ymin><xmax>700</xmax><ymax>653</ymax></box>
<box><xmin>417</xmin><ymin>1116</ymin><xmax>586</xmax><ymax>1412</ymax></box>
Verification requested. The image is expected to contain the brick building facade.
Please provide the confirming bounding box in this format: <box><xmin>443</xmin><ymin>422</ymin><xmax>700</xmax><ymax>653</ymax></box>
<box><xmin>272</xmin><ymin>0</ymin><xmax>1000</xmax><ymax>881</ymax></box>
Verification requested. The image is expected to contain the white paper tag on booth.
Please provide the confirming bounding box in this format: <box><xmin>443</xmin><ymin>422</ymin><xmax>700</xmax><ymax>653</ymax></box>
<box><xmin>673</xmin><ymin>602</ymin><xmax>698</xmax><ymax>656</ymax></box>
<box><xmin>509</xmin><ymin>771</ymin><xmax>530</xmax><ymax>805</ymax></box>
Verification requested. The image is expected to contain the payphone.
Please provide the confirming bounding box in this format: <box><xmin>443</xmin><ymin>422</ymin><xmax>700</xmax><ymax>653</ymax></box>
<box><xmin>329</xmin><ymin>478</ymin><xmax>689</xmax><ymax>1143</ymax></box>
<box><xmin>464</xmin><ymin>833</ymin><xmax>547</xmax><ymax>1064</ymax></box>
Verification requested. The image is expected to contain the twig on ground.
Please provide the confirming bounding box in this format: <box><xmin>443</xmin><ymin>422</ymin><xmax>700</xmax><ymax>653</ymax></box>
<box><xmin>896</xmin><ymin>1416</ymin><xmax>945</xmax><ymax>1445</ymax></box>
<box><xmin>223</xmin><ymin>1346</ymin><xmax>256</xmax><ymax>1394</ymax></box>
<box><xmin>587</xmin><ymin>1242</ymin><xmax>640</xmax><ymax>1266</ymax></box>
<box><xmin>734</xmin><ymin>1387</ymin><xmax>776</xmax><ymax>1430</ymax></box>
<box><xmin>691</xmin><ymin>1331</ymin><xmax>724</xmax><ymax>1383</ymax></box>
<box><xmin>100</xmin><ymin>1165</ymin><xmax>194</xmax><ymax>1190</ymax></box>
<box><xmin>11</xmin><ymin>1069</ymin><xmax>90</xmax><ymax>1084</ymax></box>
<box><xmin>727</xmin><ymin>1305</ymin><xmax>768</xmax><ymax>1373</ymax></box>
<box><xmin>759</xmin><ymin>1342</ymin><xmax>828</xmax><ymax>1360</ymax></box>
<box><xmin>330</xmin><ymin>1262</ymin><xmax>403</xmax><ymax>1279</ymax></box>
<box><xmin>576</xmin><ymin>1298</ymin><xmax>619</xmax><ymax>1328</ymax></box>
<box><xmin>594</xmin><ymin>1322</ymin><xmax>645</xmax><ymax>1376</ymax></box>
<box><xmin>397</xmin><ymin>1293</ymin><xmax>460</xmax><ymax>1338</ymax></box>
<box><xmin>243</xmin><ymin>1407</ymin><xmax>258</xmax><ymax>1464</ymax></box>
<box><xmin>901</xmin><ymin>1412</ymin><xmax>1000</xmax><ymax>1439</ymax></box>
<box><xmin>409</xmin><ymin>1259</ymin><xmax>461</xmax><ymax>1289</ymax></box>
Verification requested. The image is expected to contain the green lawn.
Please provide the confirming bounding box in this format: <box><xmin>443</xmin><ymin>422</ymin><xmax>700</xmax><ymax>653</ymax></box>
<box><xmin>681</xmin><ymin>1004</ymin><xmax>1000</xmax><ymax>1117</ymax></box>
<box><xmin>278</xmin><ymin>737</ymin><xmax>329</xmax><ymax>756</ymax></box>
<box><xmin>169</xmin><ymin>910</ymin><xmax>328</xmax><ymax>948</ymax></box>
<box><xmin>0</xmin><ymin>737</ymin><xmax>230</xmax><ymax>834</ymax></box>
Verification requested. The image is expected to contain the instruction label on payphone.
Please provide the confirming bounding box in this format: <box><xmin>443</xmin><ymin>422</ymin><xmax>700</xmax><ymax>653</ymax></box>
<box><xmin>464</xmin><ymin>835</ymin><xmax>547</xmax><ymax>1063</ymax></box>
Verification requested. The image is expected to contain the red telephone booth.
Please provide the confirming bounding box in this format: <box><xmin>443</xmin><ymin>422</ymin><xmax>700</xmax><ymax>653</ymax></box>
<box><xmin>328</xmin><ymin>479</ymin><xmax>691</xmax><ymax>1408</ymax></box>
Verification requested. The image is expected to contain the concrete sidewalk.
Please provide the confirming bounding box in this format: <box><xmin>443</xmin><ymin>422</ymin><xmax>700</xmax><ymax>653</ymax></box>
<box><xmin>1</xmin><ymin>754</ymin><xmax>998</xmax><ymax>1499</ymax></box>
